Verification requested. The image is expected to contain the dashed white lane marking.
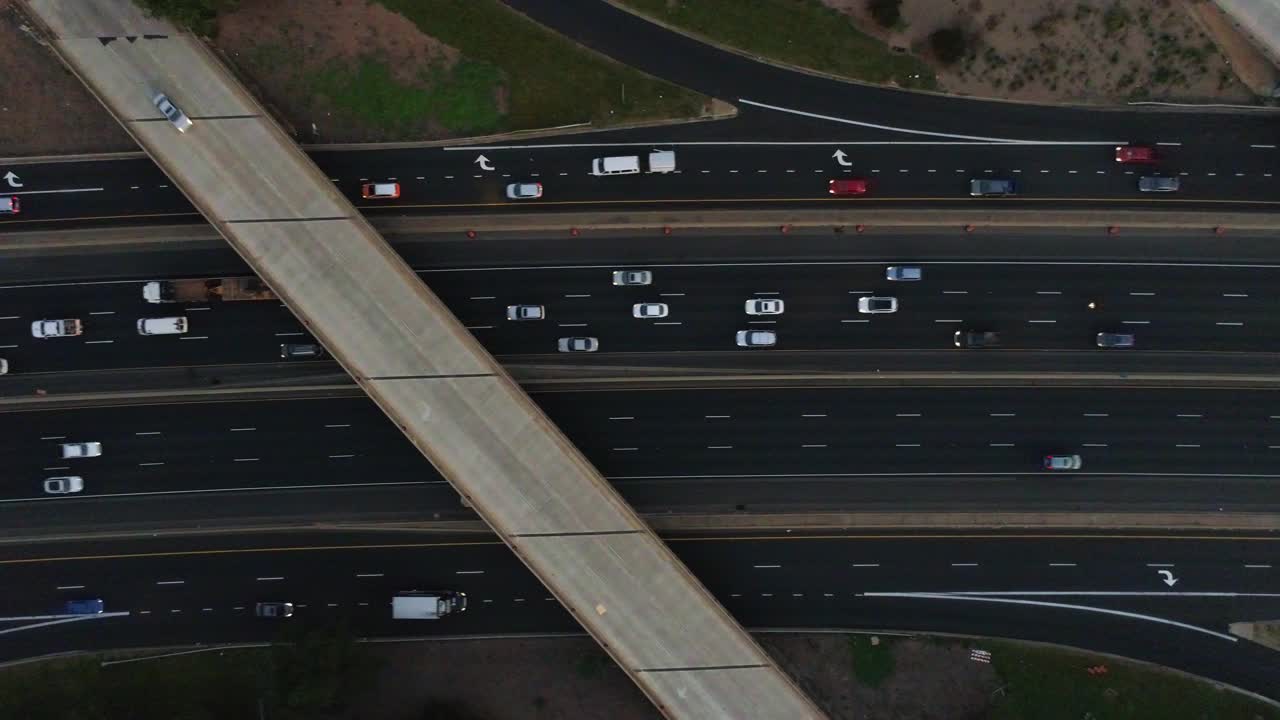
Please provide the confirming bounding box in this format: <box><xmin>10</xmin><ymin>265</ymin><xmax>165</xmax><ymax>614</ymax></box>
<box><xmin>43</xmin><ymin>466</ymin><xmax>69</xmax><ymax>471</ymax></box>
<box><xmin>1028</xmin><ymin>319</ymin><xmax>1057</xmax><ymax>324</ymax></box>
<box><xmin>989</xmin><ymin>443</ymin><xmax>1015</xmax><ymax>447</ymax></box>
<box><xmin>39</xmin><ymin>436</ymin><xmax>66</xmax><ymax>440</ymax></box>
<box><xmin>84</xmin><ymin>340</ymin><xmax>114</xmax><ymax>345</ymax></box>
<box><xmin>329</xmin><ymin>454</ymin><xmax>355</xmax><ymax>459</ymax></box>
<box><xmin>1049</xmin><ymin>563</ymin><xmax>1077</xmax><ymax>567</ymax></box>
<box><xmin>1083</xmin><ymin>443</ymin><xmax>1108</xmax><ymax>448</ymax></box>
<box><xmin>233</xmin><ymin>457</ymin><xmax>260</xmax><ymax>462</ymax></box>
<box><xmin>1036</xmin><ymin>291</ymin><xmax>1061</xmax><ymax>295</ymax></box>
<box><xmin>1130</xmin><ymin>291</ymin><xmax>1155</xmax><ymax>296</ymax></box>
<box><xmin>895</xmin><ymin>443</ymin><xmax>921</xmax><ymax>447</ymax></box>
<box><xmin>229</xmin><ymin>427</ymin><xmax>256</xmax><ymax>432</ymax></box>
<box><xmin>256</xmin><ymin>577</ymin><xmax>283</xmax><ymax>582</ymax></box>
<box><xmin>469</xmin><ymin>296</ymin><xmax>495</xmax><ymax>300</ymax></box>
<box><xmin>753</xmin><ymin>564</ymin><xmax>781</xmax><ymax>569</ymax></box>
<box><xmin>1223</xmin><ymin>293</ymin><xmax>1248</xmax><ymax>298</ymax></box>
<box><xmin>56</xmin><ymin>585</ymin><xmax>85</xmax><ymax>590</ymax></box>
<box><xmin>455</xmin><ymin>570</ymin><xmax>485</xmax><ymax>575</ymax></box>
<box><xmin>1216</xmin><ymin>321</ymin><xmax>1244</xmax><ymax>326</ymax></box>
<box><xmin>1175</xmin><ymin>444</ymin><xmax>1201</xmax><ymax>448</ymax></box>
<box><xmin>325</xmin><ymin>424</ymin><xmax>351</xmax><ymax>428</ymax></box>
<box><xmin>951</xmin><ymin>563</ymin><xmax>979</xmax><ymax>567</ymax></box>
<box><xmin>135</xmin><ymin>431</ymin><xmax>162</xmax><ymax>436</ymax></box>
<box><xmin>802</xmin><ymin>413</ymin><xmax>827</xmax><ymax>418</ymax></box>
<box><xmin>990</xmin><ymin>413</ymin><xmax>1016</xmax><ymax>417</ymax></box>
<box><xmin>564</xmin><ymin>293</ymin><xmax>590</xmax><ymax>298</ymax></box>
<box><xmin>88</xmin><ymin>311</ymin><xmax>115</xmax><ymax>316</ymax></box>
<box><xmin>934</xmin><ymin>319</ymin><xmax>963</xmax><ymax>323</ymax></box>
<box><xmin>841</xmin><ymin>319</ymin><xmax>870</xmax><ymax>323</ymax></box>
<box><xmin>707</xmin><ymin>445</ymin><xmax>734</xmax><ymax>449</ymax></box>
<box><xmin>612</xmin><ymin>447</ymin><xmax>638</xmax><ymax>451</ymax></box>
<box><xmin>274</xmin><ymin>332</ymin><xmax>305</xmax><ymax>337</ymax></box>
<box><xmin>139</xmin><ymin>462</ymin><xmax>165</xmax><ymax>467</ymax></box>
<box><xmin>705</xmin><ymin>415</ymin><xmax>731</xmax><ymax>419</ymax></box>
<box><xmin>942</xmin><ymin>290</ymin><xmax>968</xmax><ymax>295</ymax></box>
<box><xmin>851</xmin><ymin>563</ymin><xmax>880</xmax><ymax>568</ymax></box>
<box><xmin>1245</xmin><ymin>564</ymin><xmax>1272</xmax><ymax>569</ymax></box>
<box><xmin>896</xmin><ymin>413</ymin><xmax>921</xmax><ymax>417</ymax></box>
<box><xmin>464</xmin><ymin>325</ymin><xmax>493</xmax><ymax>330</ymax></box>
<box><xmin>179</xmin><ymin>336</ymin><xmax>209</xmax><ymax>340</ymax></box>
<box><xmin>356</xmin><ymin>573</ymin><xmax>384</xmax><ymax>578</ymax></box>
<box><xmin>1176</xmin><ymin>414</ymin><xmax>1202</xmax><ymax>418</ymax></box>
<box><xmin>802</xmin><ymin>444</ymin><xmax>828</xmax><ymax>448</ymax></box>
<box><xmin>156</xmin><ymin>580</ymin><xmax>185</xmax><ymax>585</ymax></box>
<box><xmin>1251</xmin><ymin>144</ymin><xmax>1276</xmax><ymax>149</ymax></box>
<box><xmin>1083</xmin><ymin>413</ymin><xmax>1109</xmax><ymax>417</ymax></box>
<box><xmin>1122</xmin><ymin>320</ymin><xmax>1150</xmax><ymax>325</ymax></box>
<box><xmin>608</xmin><ymin>416</ymin><xmax>634</xmax><ymax>421</ymax></box>
<box><xmin>557</xmin><ymin>323</ymin><xmax>588</xmax><ymax>327</ymax></box>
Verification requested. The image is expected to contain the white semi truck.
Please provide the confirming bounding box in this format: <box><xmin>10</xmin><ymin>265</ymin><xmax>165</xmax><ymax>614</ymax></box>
<box><xmin>391</xmin><ymin>590</ymin><xmax>467</xmax><ymax>620</ymax></box>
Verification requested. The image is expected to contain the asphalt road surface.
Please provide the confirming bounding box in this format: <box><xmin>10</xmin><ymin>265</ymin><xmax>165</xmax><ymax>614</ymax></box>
<box><xmin>3</xmin><ymin>259</ymin><xmax>1280</xmax><ymax>373</ymax></box>
<box><xmin>1</xmin><ymin>532</ymin><xmax>1276</xmax><ymax>700</ymax></box>
<box><xmin>6</xmin><ymin>388</ymin><xmax>1280</xmax><ymax>514</ymax></box>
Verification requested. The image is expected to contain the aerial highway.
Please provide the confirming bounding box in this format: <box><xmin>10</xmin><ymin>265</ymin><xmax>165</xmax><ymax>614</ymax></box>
<box><xmin>3</xmin><ymin>139</ymin><xmax>1280</xmax><ymax>225</ymax></box>
<box><xmin>3</xmin><ymin>259</ymin><xmax>1280</xmax><ymax>373</ymax></box>
<box><xmin>1</xmin><ymin>531</ymin><xmax>1277</xmax><ymax>700</ymax></box>
<box><xmin>6</xmin><ymin>389</ymin><xmax>1280</xmax><ymax>514</ymax></box>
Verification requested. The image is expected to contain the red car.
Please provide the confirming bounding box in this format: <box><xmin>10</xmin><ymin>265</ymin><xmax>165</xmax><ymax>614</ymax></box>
<box><xmin>1</xmin><ymin>196</ymin><xmax>19</xmax><ymax>215</ymax></box>
<box><xmin>1114</xmin><ymin>145</ymin><xmax>1157</xmax><ymax>164</ymax></box>
<box><xmin>828</xmin><ymin>178</ymin><xmax>868</xmax><ymax>196</ymax></box>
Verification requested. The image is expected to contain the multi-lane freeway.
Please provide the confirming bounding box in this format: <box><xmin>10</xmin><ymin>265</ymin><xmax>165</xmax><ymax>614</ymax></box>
<box><xmin>4</xmin><ymin>259</ymin><xmax>1280</xmax><ymax>373</ymax></box>
<box><xmin>2</xmin><ymin>532</ymin><xmax>1278</xmax><ymax>700</ymax></box>
<box><xmin>6</xmin><ymin>388</ymin><xmax>1280</xmax><ymax>510</ymax></box>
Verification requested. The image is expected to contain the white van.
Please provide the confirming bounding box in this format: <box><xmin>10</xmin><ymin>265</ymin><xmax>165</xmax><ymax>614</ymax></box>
<box><xmin>591</xmin><ymin>155</ymin><xmax>640</xmax><ymax>176</ymax></box>
<box><xmin>647</xmin><ymin>150</ymin><xmax>676</xmax><ymax>173</ymax></box>
<box><xmin>136</xmin><ymin>316</ymin><xmax>189</xmax><ymax>335</ymax></box>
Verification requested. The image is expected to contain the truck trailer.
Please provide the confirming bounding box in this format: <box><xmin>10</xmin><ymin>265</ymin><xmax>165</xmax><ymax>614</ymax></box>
<box><xmin>391</xmin><ymin>591</ymin><xmax>467</xmax><ymax>620</ymax></box>
<box><xmin>143</xmin><ymin>277</ymin><xmax>277</xmax><ymax>304</ymax></box>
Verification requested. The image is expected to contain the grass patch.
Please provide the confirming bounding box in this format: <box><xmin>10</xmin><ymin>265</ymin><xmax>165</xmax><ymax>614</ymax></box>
<box><xmin>849</xmin><ymin>635</ymin><xmax>895</xmax><ymax>688</ymax></box>
<box><xmin>308</xmin><ymin>55</ymin><xmax>505</xmax><ymax>136</ymax></box>
<box><xmin>375</xmin><ymin>0</ymin><xmax>709</xmax><ymax>130</ymax></box>
<box><xmin>984</xmin><ymin>640</ymin><xmax>1280</xmax><ymax>720</ymax></box>
<box><xmin>615</xmin><ymin>0</ymin><xmax>935</xmax><ymax>90</ymax></box>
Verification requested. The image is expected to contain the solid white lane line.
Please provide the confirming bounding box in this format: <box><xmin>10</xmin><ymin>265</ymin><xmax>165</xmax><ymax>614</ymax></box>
<box><xmin>558</xmin><ymin>323</ymin><xmax>588</xmax><ymax>327</ymax></box>
<box><xmin>274</xmin><ymin>332</ymin><xmax>305</xmax><ymax>337</ymax></box>
<box><xmin>39</xmin><ymin>436</ymin><xmax>66</xmax><ymax>440</ymax></box>
<box><xmin>933</xmin><ymin>319</ymin><xmax>962</xmax><ymax>323</ymax></box>
<box><xmin>707</xmin><ymin>445</ymin><xmax>733</xmax><ymax>449</ymax></box>
<box><xmin>465</xmin><ymin>325</ymin><xmax>493</xmax><ymax>330</ymax></box>
<box><xmin>1035</xmin><ymin>291</ymin><xmax>1061</xmax><ymax>295</ymax></box>
<box><xmin>841</xmin><ymin>319</ymin><xmax>869</xmax><ymax>323</ymax></box>
<box><xmin>564</xmin><ymin>294</ymin><xmax>591</xmax><ymax>298</ymax></box>
<box><xmin>653</xmin><ymin>321</ymin><xmax>682</xmax><ymax>325</ymax></box>
<box><xmin>863</xmin><ymin>592</ymin><xmax>1236</xmax><ymax>642</ymax></box>
<box><xmin>42</xmin><ymin>466</ymin><xmax>69</xmax><ymax>471</ymax></box>
<box><xmin>942</xmin><ymin>290</ymin><xmax>968</xmax><ymax>295</ymax></box>
<box><xmin>469</xmin><ymin>296</ymin><xmax>495</xmax><ymax>300</ymax></box>
<box><xmin>612</xmin><ymin>447</ymin><xmax>638</xmax><ymax>451</ymax></box>
<box><xmin>659</xmin><ymin>292</ymin><xmax>685</xmax><ymax>297</ymax></box>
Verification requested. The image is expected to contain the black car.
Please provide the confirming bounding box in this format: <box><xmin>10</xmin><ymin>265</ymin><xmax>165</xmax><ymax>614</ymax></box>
<box><xmin>954</xmin><ymin>330</ymin><xmax>1001</xmax><ymax>348</ymax></box>
<box><xmin>280</xmin><ymin>343</ymin><xmax>325</xmax><ymax>360</ymax></box>
<box><xmin>255</xmin><ymin>602</ymin><xmax>294</xmax><ymax>618</ymax></box>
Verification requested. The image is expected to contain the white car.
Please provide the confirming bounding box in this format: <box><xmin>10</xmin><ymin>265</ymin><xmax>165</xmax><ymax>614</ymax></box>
<box><xmin>153</xmin><ymin>92</ymin><xmax>193</xmax><ymax>132</ymax></box>
<box><xmin>612</xmin><ymin>270</ymin><xmax>652</xmax><ymax>286</ymax></box>
<box><xmin>43</xmin><ymin>476</ymin><xmax>84</xmax><ymax>494</ymax></box>
<box><xmin>506</xmin><ymin>304</ymin><xmax>545</xmax><ymax>321</ymax></box>
<box><xmin>1</xmin><ymin>196</ymin><xmax>19</xmax><ymax>214</ymax></box>
<box><xmin>137</xmin><ymin>317</ymin><xmax>189</xmax><ymax>335</ymax></box>
<box><xmin>557</xmin><ymin>337</ymin><xmax>599</xmax><ymax>353</ymax></box>
<box><xmin>60</xmin><ymin>442</ymin><xmax>102</xmax><ymax>459</ymax></box>
<box><xmin>505</xmin><ymin>182</ymin><xmax>543</xmax><ymax>200</ymax></box>
<box><xmin>736</xmin><ymin>330</ymin><xmax>777</xmax><ymax>347</ymax></box>
<box><xmin>32</xmin><ymin>319</ymin><xmax>82</xmax><ymax>339</ymax></box>
<box><xmin>745</xmin><ymin>298</ymin><xmax>784</xmax><ymax>315</ymax></box>
<box><xmin>0</xmin><ymin>358</ymin><xmax>8</xmax><ymax>375</ymax></box>
<box><xmin>633</xmin><ymin>303</ymin><xmax>668</xmax><ymax>319</ymax></box>
<box><xmin>857</xmin><ymin>296</ymin><xmax>898</xmax><ymax>314</ymax></box>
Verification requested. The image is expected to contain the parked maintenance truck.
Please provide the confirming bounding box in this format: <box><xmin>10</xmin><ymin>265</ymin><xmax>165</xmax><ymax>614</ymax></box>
<box><xmin>391</xmin><ymin>590</ymin><xmax>467</xmax><ymax>620</ymax></box>
<box><xmin>143</xmin><ymin>277</ymin><xmax>277</xmax><ymax>304</ymax></box>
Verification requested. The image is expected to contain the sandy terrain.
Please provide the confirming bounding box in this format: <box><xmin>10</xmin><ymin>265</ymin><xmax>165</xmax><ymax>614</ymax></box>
<box><xmin>343</xmin><ymin>633</ymin><xmax>996</xmax><ymax>720</ymax></box>
<box><xmin>827</xmin><ymin>0</ymin><xmax>1259</xmax><ymax>104</ymax></box>
<box><xmin>0</xmin><ymin>0</ymin><xmax>134</xmax><ymax>156</ymax></box>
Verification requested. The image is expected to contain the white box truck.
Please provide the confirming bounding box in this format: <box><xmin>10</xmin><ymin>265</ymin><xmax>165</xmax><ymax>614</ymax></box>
<box><xmin>591</xmin><ymin>150</ymin><xmax>676</xmax><ymax>176</ymax></box>
<box><xmin>391</xmin><ymin>590</ymin><xmax>467</xmax><ymax>619</ymax></box>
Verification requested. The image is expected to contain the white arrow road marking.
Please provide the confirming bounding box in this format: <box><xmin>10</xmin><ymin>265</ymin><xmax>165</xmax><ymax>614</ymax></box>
<box><xmin>832</xmin><ymin>149</ymin><xmax>852</xmax><ymax>166</ymax></box>
<box><xmin>474</xmin><ymin>155</ymin><xmax>494</xmax><ymax>171</ymax></box>
<box><xmin>3</xmin><ymin>171</ymin><xmax>22</xmax><ymax>188</ymax></box>
<box><xmin>1158</xmin><ymin>570</ymin><xmax>1178</xmax><ymax>587</ymax></box>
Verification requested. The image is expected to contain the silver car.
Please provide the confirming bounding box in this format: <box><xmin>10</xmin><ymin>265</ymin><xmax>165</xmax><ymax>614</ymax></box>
<box><xmin>505</xmin><ymin>182</ymin><xmax>543</xmax><ymax>200</ymax></box>
<box><xmin>1096</xmin><ymin>332</ymin><xmax>1135</xmax><ymax>348</ymax></box>
<box><xmin>558</xmin><ymin>336</ymin><xmax>598</xmax><ymax>352</ymax></box>
<box><xmin>43</xmin><ymin>476</ymin><xmax>84</xmax><ymax>494</ymax></box>
<box><xmin>60</xmin><ymin>442</ymin><xmax>102</xmax><ymax>459</ymax></box>
<box><xmin>506</xmin><ymin>305</ymin><xmax>545</xmax><ymax>321</ymax></box>
<box><xmin>857</xmin><ymin>296</ymin><xmax>898</xmax><ymax>314</ymax></box>
<box><xmin>1137</xmin><ymin>176</ymin><xmax>1179</xmax><ymax>193</ymax></box>
<box><xmin>612</xmin><ymin>270</ymin><xmax>652</xmax><ymax>286</ymax></box>
<box><xmin>735</xmin><ymin>330</ymin><xmax>777</xmax><ymax>347</ymax></box>
<box><xmin>886</xmin><ymin>266</ymin><xmax>922</xmax><ymax>281</ymax></box>
<box><xmin>633</xmin><ymin>303</ymin><xmax>669</xmax><ymax>319</ymax></box>
<box><xmin>744</xmin><ymin>298</ymin><xmax>785</xmax><ymax>315</ymax></box>
<box><xmin>1044</xmin><ymin>454</ymin><xmax>1083</xmax><ymax>471</ymax></box>
<box><xmin>153</xmin><ymin>93</ymin><xmax>193</xmax><ymax>133</ymax></box>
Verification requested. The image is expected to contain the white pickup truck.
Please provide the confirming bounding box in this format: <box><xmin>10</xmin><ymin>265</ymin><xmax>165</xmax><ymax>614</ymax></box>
<box><xmin>31</xmin><ymin>318</ymin><xmax>82</xmax><ymax>339</ymax></box>
<box><xmin>391</xmin><ymin>591</ymin><xmax>467</xmax><ymax>620</ymax></box>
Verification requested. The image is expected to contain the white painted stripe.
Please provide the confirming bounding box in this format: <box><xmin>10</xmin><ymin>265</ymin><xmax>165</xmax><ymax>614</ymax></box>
<box><xmin>863</xmin><ymin>592</ymin><xmax>1237</xmax><ymax>641</ymax></box>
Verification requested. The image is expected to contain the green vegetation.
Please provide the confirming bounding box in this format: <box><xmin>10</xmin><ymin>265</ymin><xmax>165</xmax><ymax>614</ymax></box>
<box><xmin>308</xmin><ymin>56</ymin><xmax>506</xmax><ymax>136</ymax></box>
<box><xmin>615</xmin><ymin>0</ymin><xmax>935</xmax><ymax>90</ymax></box>
<box><xmin>848</xmin><ymin>635</ymin><xmax>895</xmax><ymax>687</ymax></box>
<box><xmin>0</xmin><ymin>624</ymin><xmax>374</xmax><ymax>720</ymax></box>
<box><xmin>867</xmin><ymin>0</ymin><xmax>903</xmax><ymax>29</ymax></box>
<box><xmin>136</xmin><ymin>0</ymin><xmax>238</xmax><ymax>37</ymax></box>
<box><xmin>928</xmin><ymin>27</ymin><xmax>969</xmax><ymax>66</ymax></box>
<box><xmin>1103</xmin><ymin>3</ymin><xmax>1131</xmax><ymax>36</ymax></box>
<box><xmin>375</xmin><ymin>0</ymin><xmax>708</xmax><ymax>130</ymax></box>
<box><xmin>984</xmin><ymin>640</ymin><xmax>1280</xmax><ymax>720</ymax></box>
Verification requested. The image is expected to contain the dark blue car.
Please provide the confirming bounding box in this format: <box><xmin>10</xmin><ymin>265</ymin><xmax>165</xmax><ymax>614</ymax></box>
<box><xmin>64</xmin><ymin>598</ymin><xmax>104</xmax><ymax>615</ymax></box>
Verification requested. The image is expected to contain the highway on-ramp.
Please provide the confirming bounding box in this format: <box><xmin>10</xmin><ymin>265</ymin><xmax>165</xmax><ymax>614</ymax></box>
<box><xmin>1</xmin><ymin>531</ymin><xmax>1277</xmax><ymax>701</ymax></box>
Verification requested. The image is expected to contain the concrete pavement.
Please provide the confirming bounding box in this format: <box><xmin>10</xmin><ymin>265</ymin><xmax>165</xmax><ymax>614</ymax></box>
<box><xmin>20</xmin><ymin>1</ymin><xmax>827</xmax><ymax>716</ymax></box>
